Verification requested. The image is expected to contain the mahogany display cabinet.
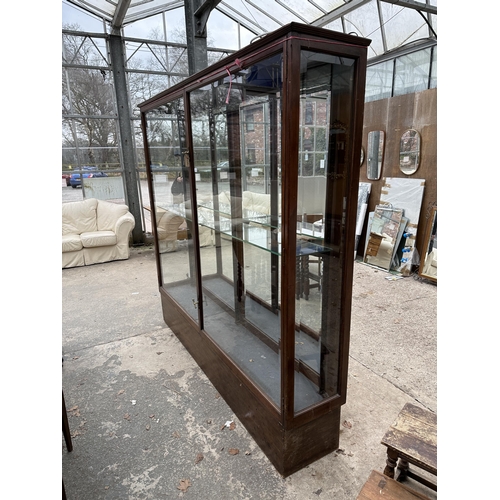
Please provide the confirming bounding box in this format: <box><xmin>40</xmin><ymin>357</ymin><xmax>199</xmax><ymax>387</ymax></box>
<box><xmin>139</xmin><ymin>23</ymin><xmax>370</xmax><ymax>476</ymax></box>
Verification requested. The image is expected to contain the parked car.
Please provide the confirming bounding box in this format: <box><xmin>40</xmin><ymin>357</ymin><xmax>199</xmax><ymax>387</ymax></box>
<box><xmin>69</xmin><ymin>167</ymin><xmax>108</xmax><ymax>188</ymax></box>
<box><xmin>62</xmin><ymin>174</ymin><xmax>71</xmax><ymax>186</ymax></box>
<box><xmin>195</xmin><ymin>161</ymin><xmax>230</xmax><ymax>181</ymax></box>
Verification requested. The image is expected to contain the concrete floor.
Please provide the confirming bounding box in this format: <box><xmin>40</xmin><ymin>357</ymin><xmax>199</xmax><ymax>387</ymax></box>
<box><xmin>62</xmin><ymin>245</ymin><xmax>437</xmax><ymax>499</ymax></box>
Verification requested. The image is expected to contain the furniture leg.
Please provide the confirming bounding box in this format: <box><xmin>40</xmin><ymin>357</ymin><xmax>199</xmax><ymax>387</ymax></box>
<box><xmin>62</xmin><ymin>391</ymin><xmax>73</xmax><ymax>452</ymax></box>
<box><xmin>383</xmin><ymin>448</ymin><xmax>399</xmax><ymax>479</ymax></box>
<box><xmin>303</xmin><ymin>255</ymin><xmax>310</xmax><ymax>300</ymax></box>
<box><xmin>296</xmin><ymin>256</ymin><xmax>302</xmax><ymax>299</ymax></box>
<box><xmin>397</xmin><ymin>458</ymin><xmax>410</xmax><ymax>481</ymax></box>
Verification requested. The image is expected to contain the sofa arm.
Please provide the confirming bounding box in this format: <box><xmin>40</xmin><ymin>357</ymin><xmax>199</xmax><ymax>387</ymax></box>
<box><xmin>114</xmin><ymin>212</ymin><xmax>136</xmax><ymax>244</ymax></box>
<box><xmin>156</xmin><ymin>210</ymin><xmax>184</xmax><ymax>242</ymax></box>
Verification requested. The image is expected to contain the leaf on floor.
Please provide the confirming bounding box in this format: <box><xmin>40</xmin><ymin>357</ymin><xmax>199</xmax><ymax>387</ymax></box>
<box><xmin>228</xmin><ymin>448</ymin><xmax>239</xmax><ymax>455</ymax></box>
<box><xmin>177</xmin><ymin>479</ymin><xmax>191</xmax><ymax>492</ymax></box>
<box><xmin>195</xmin><ymin>453</ymin><xmax>204</xmax><ymax>464</ymax></box>
<box><xmin>68</xmin><ymin>406</ymin><xmax>80</xmax><ymax>417</ymax></box>
<box><xmin>221</xmin><ymin>420</ymin><xmax>235</xmax><ymax>430</ymax></box>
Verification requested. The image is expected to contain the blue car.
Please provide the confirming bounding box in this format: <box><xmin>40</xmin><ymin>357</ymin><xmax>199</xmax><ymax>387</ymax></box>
<box><xmin>70</xmin><ymin>167</ymin><xmax>107</xmax><ymax>188</ymax></box>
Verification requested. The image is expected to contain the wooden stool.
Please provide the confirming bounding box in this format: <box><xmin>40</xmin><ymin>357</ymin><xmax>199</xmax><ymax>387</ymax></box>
<box><xmin>381</xmin><ymin>403</ymin><xmax>437</xmax><ymax>491</ymax></box>
<box><xmin>357</xmin><ymin>470</ymin><xmax>430</xmax><ymax>499</ymax></box>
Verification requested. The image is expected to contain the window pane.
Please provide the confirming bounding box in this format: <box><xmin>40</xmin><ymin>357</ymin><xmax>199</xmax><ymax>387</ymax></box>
<box><xmin>394</xmin><ymin>48</ymin><xmax>431</xmax><ymax>96</ymax></box>
<box><xmin>365</xmin><ymin>60</ymin><xmax>393</xmax><ymax>102</ymax></box>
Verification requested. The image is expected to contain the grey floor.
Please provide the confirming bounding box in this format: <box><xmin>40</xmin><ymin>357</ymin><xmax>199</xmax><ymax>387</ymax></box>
<box><xmin>62</xmin><ymin>245</ymin><xmax>438</xmax><ymax>499</ymax></box>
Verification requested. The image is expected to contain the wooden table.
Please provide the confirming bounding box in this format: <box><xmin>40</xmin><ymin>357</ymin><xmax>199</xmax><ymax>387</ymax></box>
<box><xmin>381</xmin><ymin>403</ymin><xmax>437</xmax><ymax>491</ymax></box>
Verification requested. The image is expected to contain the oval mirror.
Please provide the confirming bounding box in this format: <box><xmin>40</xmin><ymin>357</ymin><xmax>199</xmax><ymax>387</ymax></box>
<box><xmin>399</xmin><ymin>129</ymin><xmax>421</xmax><ymax>175</ymax></box>
<box><xmin>360</xmin><ymin>146</ymin><xmax>365</xmax><ymax>167</ymax></box>
<box><xmin>367</xmin><ymin>130</ymin><xmax>385</xmax><ymax>180</ymax></box>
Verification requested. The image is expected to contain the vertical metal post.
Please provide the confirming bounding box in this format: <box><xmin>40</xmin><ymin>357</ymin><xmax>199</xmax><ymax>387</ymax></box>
<box><xmin>184</xmin><ymin>0</ymin><xmax>208</xmax><ymax>75</ymax></box>
<box><xmin>109</xmin><ymin>34</ymin><xmax>143</xmax><ymax>244</ymax></box>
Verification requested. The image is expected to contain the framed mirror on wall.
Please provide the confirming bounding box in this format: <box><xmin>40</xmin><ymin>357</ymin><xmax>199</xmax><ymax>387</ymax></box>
<box><xmin>419</xmin><ymin>206</ymin><xmax>437</xmax><ymax>282</ymax></box>
<box><xmin>367</xmin><ymin>130</ymin><xmax>384</xmax><ymax>180</ymax></box>
<box><xmin>399</xmin><ymin>129</ymin><xmax>421</xmax><ymax>175</ymax></box>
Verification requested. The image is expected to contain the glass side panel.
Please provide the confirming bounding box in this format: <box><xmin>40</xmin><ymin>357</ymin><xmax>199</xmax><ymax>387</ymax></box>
<box><xmin>144</xmin><ymin>98</ymin><xmax>199</xmax><ymax>324</ymax></box>
<box><xmin>188</xmin><ymin>53</ymin><xmax>283</xmax><ymax>408</ymax></box>
<box><xmin>294</xmin><ymin>50</ymin><xmax>356</xmax><ymax>413</ymax></box>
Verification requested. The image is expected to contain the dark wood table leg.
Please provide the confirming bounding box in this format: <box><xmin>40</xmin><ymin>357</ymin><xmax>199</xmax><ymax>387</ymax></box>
<box><xmin>62</xmin><ymin>391</ymin><xmax>73</xmax><ymax>452</ymax></box>
<box><xmin>303</xmin><ymin>255</ymin><xmax>310</xmax><ymax>300</ymax></box>
<box><xmin>397</xmin><ymin>458</ymin><xmax>409</xmax><ymax>481</ymax></box>
<box><xmin>296</xmin><ymin>256</ymin><xmax>302</xmax><ymax>299</ymax></box>
<box><xmin>383</xmin><ymin>447</ymin><xmax>399</xmax><ymax>479</ymax></box>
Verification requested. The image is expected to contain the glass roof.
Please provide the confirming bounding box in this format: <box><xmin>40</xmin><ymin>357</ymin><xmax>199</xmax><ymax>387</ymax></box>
<box><xmin>63</xmin><ymin>0</ymin><xmax>437</xmax><ymax>61</ymax></box>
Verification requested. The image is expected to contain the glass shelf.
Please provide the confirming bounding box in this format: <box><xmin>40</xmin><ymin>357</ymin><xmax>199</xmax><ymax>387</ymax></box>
<box><xmin>158</xmin><ymin>201</ymin><xmax>334</xmax><ymax>256</ymax></box>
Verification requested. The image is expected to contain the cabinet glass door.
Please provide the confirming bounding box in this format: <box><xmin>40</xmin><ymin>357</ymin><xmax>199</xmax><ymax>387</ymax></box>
<box><xmin>294</xmin><ymin>50</ymin><xmax>356</xmax><ymax>413</ymax></box>
<box><xmin>144</xmin><ymin>98</ymin><xmax>199</xmax><ymax>324</ymax></box>
<box><xmin>189</xmin><ymin>54</ymin><xmax>283</xmax><ymax>408</ymax></box>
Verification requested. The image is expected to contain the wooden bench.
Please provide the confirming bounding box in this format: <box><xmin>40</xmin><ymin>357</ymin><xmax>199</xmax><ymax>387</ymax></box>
<box><xmin>381</xmin><ymin>403</ymin><xmax>437</xmax><ymax>491</ymax></box>
<box><xmin>357</xmin><ymin>470</ymin><xmax>430</xmax><ymax>499</ymax></box>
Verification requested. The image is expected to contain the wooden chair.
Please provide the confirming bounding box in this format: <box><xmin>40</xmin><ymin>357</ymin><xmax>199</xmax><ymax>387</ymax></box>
<box><xmin>300</xmin><ymin>214</ymin><xmax>323</xmax><ymax>299</ymax></box>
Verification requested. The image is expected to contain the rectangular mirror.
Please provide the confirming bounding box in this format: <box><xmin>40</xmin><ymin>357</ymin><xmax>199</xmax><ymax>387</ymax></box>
<box><xmin>363</xmin><ymin>206</ymin><xmax>403</xmax><ymax>271</ymax></box>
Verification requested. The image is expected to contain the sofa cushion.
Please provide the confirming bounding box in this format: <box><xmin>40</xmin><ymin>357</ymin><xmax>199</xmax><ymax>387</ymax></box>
<box><xmin>242</xmin><ymin>191</ymin><xmax>281</xmax><ymax>215</ymax></box>
<box><xmin>81</xmin><ymin>230</ymin><xmax>117</xmax><ymax>248</ymax></box>
<box><xmin>243</xmin><ymin>191</ymin><xmax>273</xmax><ymax>215</ymax></box>
<box><xmin>96</xmin><ymin>200</ymin><xmax>131</xmax><ymax>231</ymax></box>
<box><xmin>62</xmin><ymin>198</ymin><xmax>98</xmax><ymax>235</ymax></box>
<box><xmin>62</xmin><ymin>234</ymin><xmax>83</xmax><ymax>253</ymax></box>
<box><xmin>218</xmin><ymin>191</ymin><xmax>232</xmax><ymax>206</ymax></box>
<box><xmin>217</xmin><ymin>191</ymin><xmax>281</xmax><ymax>216</ymax></box>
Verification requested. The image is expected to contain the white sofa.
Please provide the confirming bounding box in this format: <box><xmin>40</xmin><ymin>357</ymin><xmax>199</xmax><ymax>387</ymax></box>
<box><xmin>217</xmin><ymin>190</ymin><xmax>280</xmax><ymax>215</ymax></box>
<box><xmin>155</xmin><ymin>208</ymin><xmax>187</xmax><ymax>253</ymax></box>
<box><xmin>62</xmin><ymin>198</ymin><xmax>135</xmax><ymax>268</ymax></box>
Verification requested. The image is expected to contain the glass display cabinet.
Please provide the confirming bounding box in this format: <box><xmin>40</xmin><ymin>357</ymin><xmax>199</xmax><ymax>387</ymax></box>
<box><xmin>139</xmin><ymin>23</ymin><xmax>370</xmax><ymax>476</ymax></box>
